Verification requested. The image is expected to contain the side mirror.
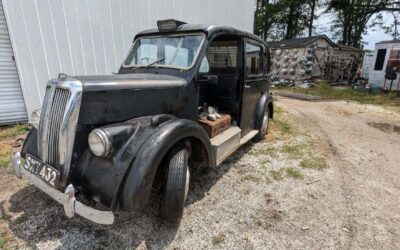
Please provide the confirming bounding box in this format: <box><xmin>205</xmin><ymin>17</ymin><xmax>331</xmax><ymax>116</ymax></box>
<box><xmin>198</xmin><ymin>74</ymin><xmax>218</xmax><ymax>85</ymax></box>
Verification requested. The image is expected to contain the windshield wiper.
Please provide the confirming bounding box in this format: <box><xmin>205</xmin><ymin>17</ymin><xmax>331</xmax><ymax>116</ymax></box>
<box><xmin>131</xmin><ymin>57</ymin><xmax>166</xmax><ymax>72</ymax></box>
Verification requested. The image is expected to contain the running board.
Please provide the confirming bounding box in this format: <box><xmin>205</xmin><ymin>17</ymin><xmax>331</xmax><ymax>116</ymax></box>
<box><xmin>210</xmin><ymin>128</ymin><xmax>259</xmax><ymax>166</ymax></box>
<box><xmin>240</xmin><ymin>130</ymin><xmax>259</xmax><ymax>145</ymax></box>
<box><xmin>211</xmin><ymin>127</ymin><xmax>241</xmax><ymax>166</ymax></box>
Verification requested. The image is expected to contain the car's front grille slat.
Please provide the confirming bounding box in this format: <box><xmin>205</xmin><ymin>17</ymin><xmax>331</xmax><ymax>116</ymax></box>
<box><xmin>45</xmin><ymin>88</ymin><xmax>71</xmax><ymax>166</ymax></box>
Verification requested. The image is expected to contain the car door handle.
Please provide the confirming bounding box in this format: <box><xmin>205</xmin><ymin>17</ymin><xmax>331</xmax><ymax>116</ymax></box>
<box><xmin>245</xmin><ymin>84</ymin><xmax>251</xmax><ymax>89</ymax></box>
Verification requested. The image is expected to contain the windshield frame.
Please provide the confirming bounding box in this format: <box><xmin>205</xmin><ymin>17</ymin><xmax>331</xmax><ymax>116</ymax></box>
<box><xmin>122</xmin><ymin>32</ymin><xmax>206</xmax><ymax>71</ymax></box>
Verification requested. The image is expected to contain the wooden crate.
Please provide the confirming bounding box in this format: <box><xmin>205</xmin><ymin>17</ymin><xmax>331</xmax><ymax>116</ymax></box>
<box><xmin>198</xmin><ymin>114</ymin><xmax>231</xmax><ymax>138</ymax></box>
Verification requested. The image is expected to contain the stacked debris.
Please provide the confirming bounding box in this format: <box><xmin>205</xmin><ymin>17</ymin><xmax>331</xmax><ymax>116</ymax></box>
<box><xmin>271</xmin><ymin>75</ymin><xmax>316</xmax><ymax>89</ymax></box>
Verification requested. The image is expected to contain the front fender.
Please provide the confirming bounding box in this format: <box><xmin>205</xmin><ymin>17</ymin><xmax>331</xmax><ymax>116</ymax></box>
<box><xmin>20</xmin><ymin>128</ymin><xmax>39</xmax><ymax>158</ymax></box>
<box><xmin>119</xmin><ymin>118</ymin><xmax>214</xmax><ymax>211</ymax></box>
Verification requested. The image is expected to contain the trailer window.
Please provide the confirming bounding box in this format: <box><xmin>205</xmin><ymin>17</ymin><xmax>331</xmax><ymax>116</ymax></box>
<box><xmin>387</xmin><ymin>48</ymin><xmax>400</xmax><ymax>73</ymax></box>
<box><xmin>374</xmin><ymin>49</ymin><xmax>387</xmax><ymax>71</ymax></box>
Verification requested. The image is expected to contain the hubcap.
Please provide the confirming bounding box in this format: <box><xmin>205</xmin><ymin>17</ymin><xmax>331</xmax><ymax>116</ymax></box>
<box><xmin>184</xmin><ymin>168</ymin><xmax>190</xmax><ymax>200</ymax></box>
<box><xmin>261</xmin><ymin>111</ymin><xmax>269</xmax><ymax>133</ymax></box>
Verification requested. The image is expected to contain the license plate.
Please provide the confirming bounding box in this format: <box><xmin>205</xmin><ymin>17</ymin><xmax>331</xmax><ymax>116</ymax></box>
<box><xmin>23</xmin><ymin>154</ymin><xmax>60</xmax><ymax>188</ymax></box>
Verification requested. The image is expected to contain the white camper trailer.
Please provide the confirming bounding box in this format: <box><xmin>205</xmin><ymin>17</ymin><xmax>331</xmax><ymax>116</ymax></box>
<box><xmin>368</xmin><ymin>40</ymin><xmax>400</xmax><ymax>90</ymax></box>
<box><xmin>361</xmin><ymin>52</ymin><xmax>374</xmax><ymax>79</ymax></box>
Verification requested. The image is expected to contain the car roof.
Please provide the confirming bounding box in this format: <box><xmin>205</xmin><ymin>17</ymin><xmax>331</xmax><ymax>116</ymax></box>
<box><xmin>136</xmin><ymin>24</ymin><xmax>267</xmax><ymax>46</ymax></box>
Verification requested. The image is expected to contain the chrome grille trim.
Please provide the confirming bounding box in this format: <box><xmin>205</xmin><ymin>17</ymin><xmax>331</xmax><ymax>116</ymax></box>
<box><xmin>38</xmin><ymin>79</ymin><xmax>82</xmax><ymax>189</ymax></box>
<box><xmin>46</xmin><ymin>88</ymin><xmax>71</xmax><ymax>166</ymax></box>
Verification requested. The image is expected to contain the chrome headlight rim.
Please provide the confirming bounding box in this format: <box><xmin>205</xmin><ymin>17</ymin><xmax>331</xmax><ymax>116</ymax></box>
<box><xmin>30</xmin><ymin>109</ymin><xmax>41</xmax><ymax>129</ymax></box>
<box><xmin>88</xmin><ymin>129</ymin><xmax>111</xmax><ymax>157</ymax></box>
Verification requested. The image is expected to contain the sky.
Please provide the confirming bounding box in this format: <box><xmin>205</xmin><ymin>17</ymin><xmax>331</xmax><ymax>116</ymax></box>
<box><xmin>315</xmin><ymin>11</ymin><xmax>394</xmax><ymax>50</ymax></box>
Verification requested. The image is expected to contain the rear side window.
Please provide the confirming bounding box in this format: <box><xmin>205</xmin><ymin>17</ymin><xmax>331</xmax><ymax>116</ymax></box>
<box><xmin>205</xmin><ymin>40</ymin><xmax>238</xmax><ymax>69</ymax></box>
<box><xmin>245</xmin><ymin>42</ymin><xmax>263</xmax><ymax>76</ymax></box>
<box><xmin>374</xmin><ymin>49</ymin><xmax>387</xmax><ymax>70</ymax></box>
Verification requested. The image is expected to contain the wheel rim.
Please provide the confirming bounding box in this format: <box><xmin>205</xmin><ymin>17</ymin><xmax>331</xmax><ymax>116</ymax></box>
<box><xmin>261</xmin><ymin>111</ymin><xmax>269</xmax><ymax>133</ymax></box>
<box><xmin>184</xmin><ymin>167</ymin><xmax>190</xmax><ymax>200</ymax></box>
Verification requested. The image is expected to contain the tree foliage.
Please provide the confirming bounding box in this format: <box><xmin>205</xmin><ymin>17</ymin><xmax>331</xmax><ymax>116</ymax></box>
<box><xmin>254</xmin><ymin>0</ymin><xmax>400</xmax><ymax>47</ymax></box>
<box><xmin>328</xmin><ymin>0</ymin><xmax>400</xmax><ymax>47</ymax></box>
<box><xmin>254</xmin><ymin>0</ymin><xmax>316</xmax><ymax>40</ymax></box>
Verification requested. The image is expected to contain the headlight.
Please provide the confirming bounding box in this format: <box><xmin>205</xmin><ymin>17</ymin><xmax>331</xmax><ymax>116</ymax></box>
<box><xmin>88</xmin><ymin>129</ymin><xmax>111</xmax><ymax>157</ymax></box>
<box><xmin>30</xmin><ymin>109</ymin><xmax>41</xmax><ymax>129</ymax></box>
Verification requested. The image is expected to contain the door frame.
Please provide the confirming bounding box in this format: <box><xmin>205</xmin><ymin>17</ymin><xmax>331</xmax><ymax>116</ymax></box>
<box><xmin>239</xmin><ymin>37</ymin><xmax>267</xmax><ymax>135</ymax></box>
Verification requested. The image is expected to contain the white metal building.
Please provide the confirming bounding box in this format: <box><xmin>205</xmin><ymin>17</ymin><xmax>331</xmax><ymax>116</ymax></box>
<box><xmin>368</xmin><ymin>40</ymin><xmax>400</xmax><ymax>89</ymax></box>
<box><xmin>0</xmin><ymin>0</ymin><xmax>254</xmax><ymax>124</ymax></box>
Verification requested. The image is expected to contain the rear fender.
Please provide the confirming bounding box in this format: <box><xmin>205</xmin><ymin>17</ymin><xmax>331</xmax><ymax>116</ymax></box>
<box><xmin>254</xmin><ymin>92</ymin><xmax>274</xmax><ymax>130</ymax></box>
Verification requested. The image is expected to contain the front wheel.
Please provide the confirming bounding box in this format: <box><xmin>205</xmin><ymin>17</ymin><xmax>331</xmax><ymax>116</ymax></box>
<box><xmin>161</xmin><ymin>143</ymin><xmax>190</xmax><ymax>224</ymax></box>
<box><xmin>254</xmin><ymin>107</ymin><xmax>270</xmax><ymax>142</ymax></box>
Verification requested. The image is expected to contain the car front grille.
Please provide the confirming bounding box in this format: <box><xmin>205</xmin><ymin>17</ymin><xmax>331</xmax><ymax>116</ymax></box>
<box><xmin>45</xmin><ymin>88</ymin><xmax>71</xmax><ymax>166</ymax></box>
<box><xmin>38</xmin><ymin>79</ymin><xmax>82</xmax><ymax>188</ymax></box>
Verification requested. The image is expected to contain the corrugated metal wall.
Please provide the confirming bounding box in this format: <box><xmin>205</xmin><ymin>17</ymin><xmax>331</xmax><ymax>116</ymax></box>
<box><xmin>0</xmin><ymin>0</ymin><xmax>27</xmax><ymax>124</ymax></box>
<box><xmin>2</xmin><ymin>0</ymin><xmax>254</xmax><ymax>119</ymax></box>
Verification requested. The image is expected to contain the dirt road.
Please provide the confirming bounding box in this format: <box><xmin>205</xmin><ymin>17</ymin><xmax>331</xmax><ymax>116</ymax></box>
<box><xmin>1</xmin><ymin>97</ymin><xmax>400</xmax><ymax>249</ymax></box>
<box><xmin>278</xmin><ymin>97</ymin><xmax>400</xmax><ymax>249</ymax></box>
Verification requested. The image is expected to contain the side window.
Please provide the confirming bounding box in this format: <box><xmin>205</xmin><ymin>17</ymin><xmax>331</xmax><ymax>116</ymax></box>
<box><xmin>374</xmin><ymin>49</ymin><xmax>387</xmax><ymax>71</ymax></box>
<box><xmin>205</xmin><ymin>40</ymin><xmax>238</xmax><ymax>73</ymax></box>
<box><xmin>245</xmin><ymin>42</ymin><xmax>263</xmax><ymax>76</ymax></box>
<box><xmin>199</xmin><ymin>56</ymin><xmax>210</xmax><ymax>73</ymax></box>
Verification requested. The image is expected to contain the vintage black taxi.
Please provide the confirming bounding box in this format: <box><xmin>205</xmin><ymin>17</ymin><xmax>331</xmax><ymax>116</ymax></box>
<box><xmin>12</xmin><ymin>20</ymin><xmax>273</xmax><ymax>225</ymax></box>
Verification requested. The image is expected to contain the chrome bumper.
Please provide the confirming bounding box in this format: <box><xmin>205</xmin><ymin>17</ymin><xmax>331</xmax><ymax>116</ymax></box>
<box><xmin>12</xmin><ymin>152</ymin><xmax>114</xmax><ymax>225</ymax></box>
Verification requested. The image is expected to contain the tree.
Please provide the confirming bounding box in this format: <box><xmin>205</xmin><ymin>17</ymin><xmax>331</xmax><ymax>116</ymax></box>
<box><xmin>307</xmin><ymin>0</ymin><xmax>318</xmax><ymax>37</ymax></box>
<box><xmin>382</xmin><ymin>11</ymin><xmax>400</xmax><ymax>39</ymax></box>
<box><xmin>328</xmin><ymin>0</ymin><xmax>400</xmax><ymax>48</ymax></box>
<box><xmin>254</xmin><ymin>0</ymin><xmax>311</xmax><ymax>40</ymax></box>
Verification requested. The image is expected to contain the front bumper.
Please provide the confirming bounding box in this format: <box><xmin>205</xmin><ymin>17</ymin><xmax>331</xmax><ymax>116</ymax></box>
<box><xmin>12</xmin><ymin>152</ymin><xmax>114</xmax><ymax>225</ymax></box>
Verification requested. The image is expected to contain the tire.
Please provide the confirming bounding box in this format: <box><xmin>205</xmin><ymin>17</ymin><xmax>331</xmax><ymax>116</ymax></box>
<box><xmin>254</xmin><ymin>106</ymin><xmax>270</xmax><ymax>142</ymax></box>
<box><xmin>161</xmin><ymin>143</ymin><xmax>190</xmax><ymax>224</ymax></box>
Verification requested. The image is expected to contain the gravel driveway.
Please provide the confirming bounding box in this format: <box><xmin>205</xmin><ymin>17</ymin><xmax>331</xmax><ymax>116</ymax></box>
<box><xmin>1</xmin><ymin>96</ymin><xmax>399</xmax><ymax>249</ymax></box>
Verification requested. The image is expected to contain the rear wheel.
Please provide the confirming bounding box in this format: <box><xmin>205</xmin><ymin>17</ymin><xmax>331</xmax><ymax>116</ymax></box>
<box><xmin>254</xmin><ymin>107</ymin><xmax>270</xmax><ymax>142</ymax></box>
<box><xmin>161</xmin><ymin>143</ymin><xmax>190</xmax><ymax>224</ymax></box>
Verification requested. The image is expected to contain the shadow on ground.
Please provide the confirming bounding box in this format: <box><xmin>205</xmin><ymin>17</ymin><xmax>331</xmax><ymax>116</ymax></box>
<box><xmin>2</xmin><ymin>143</ymin><xmax>254</xmax><ymax>249</ymax></box>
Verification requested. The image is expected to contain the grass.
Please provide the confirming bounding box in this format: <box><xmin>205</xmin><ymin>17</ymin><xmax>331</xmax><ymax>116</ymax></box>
<box><xmin>269</xmin><ymin>169</ymin><xmax>285</xmax><ymax>181</ymax></box>
<box><xmin>0</xmin><ymin>237</ymin><xmax>7</xmax><ymax>248</ymax></box>
<box><xmin>282</xmin><ymin>144</ymin><xmax>304</xmax><ymax>159</ymax></box>
<box><xmin>13</xmin><ymin>214</ymin><xmax>28</xmax><ymax>225</ymax></box>
<box><xmin>249</xmin><ymin>146</ymin><xmax>277</xmax><ymax>157</ymax></box>
<box><xmin>0</xmin><ymin>124</ymin><xmax>28</xmax><ymax>168</ymax></box>
<box><xmin>0</xmin><ymin>144</ymin><xmax>13</xmax><ymax>168</ymax></box>
<box><xmin>269</xmin><ymin>106</ymin><xmax>300</xmax><ymax>140</ymax></box>
<box><xmin>0</xmin><ymin>124</ymin><xmax>28</xmax><ymax>141</ymax></box>
<box><xmin>274</xmin><ymin>119</ymin><xmax>292</xmax><ymax>134</ymax></box>
<box><xmin>286</xmin><ymin>167</ymin><xmax>304</xmax><ymax>179</ymax></box>
<box><xmin>270</xmin><ymin>167</ymin><xmax>304</xmax><ymax>181</ymax></box>
<box><xmin>300</xmin><ymin>156</ymin><xmax>329</xmax><ymax>170</ymax></box>
<box><xmin>277</xmin><ymin>82</ymin><xmax>400</xmax><ymax>112</ymax></box>
<box><xmin>241</xmin><ymin>174</ymin><xmax>261</xmax><ymax>183</ymax></box>
<box><xmin>211</xmin><ymin>234</ymin><xmax>225</xmax><ymax>246</ymax></box>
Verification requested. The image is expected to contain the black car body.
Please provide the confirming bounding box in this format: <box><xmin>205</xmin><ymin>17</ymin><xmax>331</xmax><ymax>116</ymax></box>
<box><xmin>13</xmin><ymin>20</ymin><xmax>273</xmax><ymax>224</ymax></box>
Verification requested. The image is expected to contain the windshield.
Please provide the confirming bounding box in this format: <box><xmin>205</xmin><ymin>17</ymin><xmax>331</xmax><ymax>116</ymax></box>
<box><xmin>123</xmin><ymin>34</ymin><xmax>205</xmax><ymax>70</ymax></box>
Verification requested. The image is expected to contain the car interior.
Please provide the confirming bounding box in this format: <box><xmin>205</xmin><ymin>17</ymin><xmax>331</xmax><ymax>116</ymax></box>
<box><xmin>198</xmin><ymin>35</ymin><xmax>241</xmax><ymax>123</ymax></box>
